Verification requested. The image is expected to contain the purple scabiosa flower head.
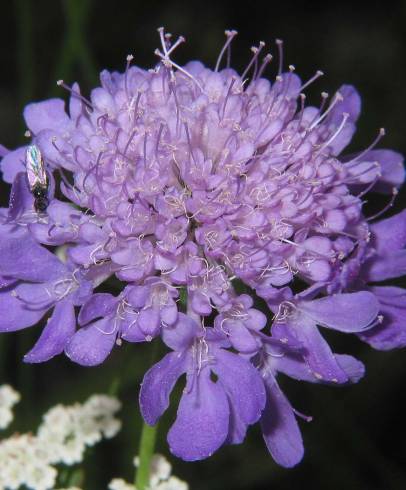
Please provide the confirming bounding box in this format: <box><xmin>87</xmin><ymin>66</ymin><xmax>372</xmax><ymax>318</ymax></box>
<box><xmin>1</xmin><ymin>27</ymin><xmax>405</xmax><ymax>465</ymax></box>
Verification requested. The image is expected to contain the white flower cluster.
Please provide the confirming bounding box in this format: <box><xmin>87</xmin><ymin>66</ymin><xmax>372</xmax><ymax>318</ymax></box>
<box><xmin>109</xmin><ymin>454</ymin><xmax>189</xmax><ymax>490</ymax></box>
<box><xmin>0</xmin><ymin>384</ymin><xmax>20</xmax><ymax>430</ymax></box>
<box><xmin>38</xmin><ymin>394</ymin><xmax>122</xmax><ymax>465</ymax></box>
<box><xmin>0</xmin><ymin>393</ymin><xmax>121</xmax><ymax>490</ymax></box>
<box><xmin>0</xmin><ymin>434</ymin><xmax>57</xmax><ymax>490</ymax></box>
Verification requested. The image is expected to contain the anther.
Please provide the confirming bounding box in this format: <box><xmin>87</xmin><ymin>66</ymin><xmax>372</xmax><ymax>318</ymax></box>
<box><xmin>367</xmin><ymin>187</ymin><xmax>398</xmax><ymax>221</ymax></box>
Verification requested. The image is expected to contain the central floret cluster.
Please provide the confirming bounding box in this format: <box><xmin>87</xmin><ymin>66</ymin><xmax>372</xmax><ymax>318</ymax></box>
<box><xmin>1</xmin><ymin>29</ymin><xmax>405</xmax><ymax>465</ymax></box>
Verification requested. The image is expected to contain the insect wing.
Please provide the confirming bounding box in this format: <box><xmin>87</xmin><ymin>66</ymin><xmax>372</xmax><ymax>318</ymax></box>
<box><xmin>25</xmin><ymin>145</ymin><xmax>48</xmax><ymax>190</ymax></box>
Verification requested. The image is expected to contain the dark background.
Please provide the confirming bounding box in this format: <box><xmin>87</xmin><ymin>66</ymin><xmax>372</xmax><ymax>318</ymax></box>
<box><xmin>1</xmin><ymin>1</ymin><xmax>406</xmax><ymax>489</ymax></box>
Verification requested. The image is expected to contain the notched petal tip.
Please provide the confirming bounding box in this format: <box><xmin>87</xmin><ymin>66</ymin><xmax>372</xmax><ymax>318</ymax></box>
<box><xmin>168</xmin><ymin>371</ymin><xmax>230</xmax><ymax>461</ymax></box>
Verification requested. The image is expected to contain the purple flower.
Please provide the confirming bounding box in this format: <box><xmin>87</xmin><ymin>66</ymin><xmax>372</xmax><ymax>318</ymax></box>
<box><xmin>1</xmin><ymin>28</ymin><xmax>405</xmax><ymax>465</ymax></box>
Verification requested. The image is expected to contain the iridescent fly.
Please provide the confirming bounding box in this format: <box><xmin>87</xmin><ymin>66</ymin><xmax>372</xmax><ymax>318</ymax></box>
<box><xmin>25</xmin><ymin>144</ymin><xmax>49</xmax><ymax>213</ymax></box>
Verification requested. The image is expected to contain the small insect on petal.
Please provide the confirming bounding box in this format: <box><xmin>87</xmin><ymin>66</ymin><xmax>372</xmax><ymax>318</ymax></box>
<box><xmin>25</xmin><ymin>144</ymin><xmax>49</xmax><ymax>212</ymax></box>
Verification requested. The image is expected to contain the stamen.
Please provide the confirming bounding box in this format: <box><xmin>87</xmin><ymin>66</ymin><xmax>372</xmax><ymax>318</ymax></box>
<box><xmin>295</xmin><ymin>92</ymin><xmax>328</xmax><ymax>145</ymax></box>
<box><xmin>356</xmin><ymin>171</ymin><xmax>381</xmax><ymax>198</ymax></box>
<box><xmin>133</xmin><ymin>91</ymin><xmax>142</xmax><ymax>121</ymax></box>
<box><xmin>168</xmin><ymin>78</ymin><xmax>181</xmax><ymax>134</ymax></box>
<box><xmin>166</xmin><ymin>35</ymin><xmax>186</xmax><ymax>56</ymax></box>
<box><xmin>157</xmin><ymin>27</ymin><xmax>169</xmax><ymax>56</ymax></box>
<box><xmin>156</xmin><ymin>27</ymin><xmax>204</xmax><ymax>91</ymax></box>
<box><xmin>345</xmin><ymin>161</ymin><xmax>380</xmax><ymax>183</ymax></box>
<box><xmin>273</xmin><ymin>300</ymin><xmax>297</xmax><ymax>322</ymax></box>
<box><xmin>123</xmin><ymin>130</ymin><xmax>137</xmax><ymax>157</ymax></box>
<box><xmin>280</xmin><ymin>237</ymin><xmax>335</xmax><ymax>260</ymax></box>
<box><xmin>184</xmin><ymin>122</ymin><xmax>196</xmax><ymax>165</ymax></box>
<box><xmin>256</xmin><ymin>53</ymin><xmax>273</xmax><ymax>80</ymax></box>
<box><xmin>156</xmin><ymin>123</ymin><xmax>165</xmax><ymax>155</ymax></box>
<box><xmin>124</xmin><ymin>54</ymin><xmax>134</xmax><ymax>99</ymax></box>
<box><xmin>56</xmin><ymin>80</ymin><xmax>93</xmax><ymax>110</ymax></box>
<box><xmin>318</xmin><ymin>91</ymin><xmax>329</xmax><ymax>113</ymax></box>
<box><xmin>345</xmin><ymin>128</ymin><xmax>386</xmax><ymax>167</ymax></box>
<box><xmin>95</xmin><ymin>319</ymin><xmax>118</xmax><ymax>336</ymax></box>
<box><xmin>292</xmin><ymin>407</ymin><xmax>313</xmax><ymax>422</ymax></box>
<box><xmin>275</xmin><ymin>39</ymin><xmax>283</xmax><ymax>76</ymax></box>
<box><xmin>272</xmin><ymin>65</ymin><xmax>296</xmax><ymax>115</ymax></box>
<box><xmin>215</xmin><ymin>30</ymin><xmax>238</xmax><ymax>72</ymax></box>
<box><xmin>83</xmin><ymin>151</ymin><xmax>104</xmax><ymax>194</ymax></box>
<box><xmin>221</xmin><ymin>77</ymin><xmax>237</xmax><ymax>119</ymax></box>
<box><xmin>367</xmin><ymin>187</ymin><xmax>398</xmax><ymax>221</ymax></box>
<box><xmin>316</xmin><ymin>112</ymin><xmax>350</xmax><ymax>153</ymax></box>
<box><xmin>308</xmin><ymin>92</ymin><xmax>343</xmax><ymax>131</ymax></box>
<box><xmin>265</xmin><ymin>88</ymin><xmax>278</xmax><ymax>118</ymax></box>
<box><xmin>143</xmin><ymin>132</ymin><xmax>148</xmax><ymax>165</ymax></box>
<box><xmin>51</xmin><ymin>137</ymin><xmax>68</xmax><ymax>162</ymax></box>
<box><xmin>300</xmin><ymin>70</ymin><xmax>324</xmax><ymax>91</ymax></box>
<box><xmin>154</xmin><ymin>48</ymin><xmax>204</xmax><ymax>91</ymax></box>
<box><xmin>241</xmin><ymin>42</ymin><xmax>266</xmax><ymax>81</ymax></box>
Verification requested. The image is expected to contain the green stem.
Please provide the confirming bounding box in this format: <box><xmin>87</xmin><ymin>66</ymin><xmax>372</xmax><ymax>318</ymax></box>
<box><xmin>58</xmin><ymin>466</ymin><xmax>84</xmax><ymax>488</ymax></box>
<box><xmin>108</xmin><ymin>375</ymin><xmax>121</xmax><ymax>397</ymax></box>
<box><xmin>134</xmin><ymin>421</ymin><xmax>158</xmax><ymax>490</ymax></box>
<box><xmin>134</xmin><ymin>341</ymin><xmax>161</xmax><ymax>489</ymax></box>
